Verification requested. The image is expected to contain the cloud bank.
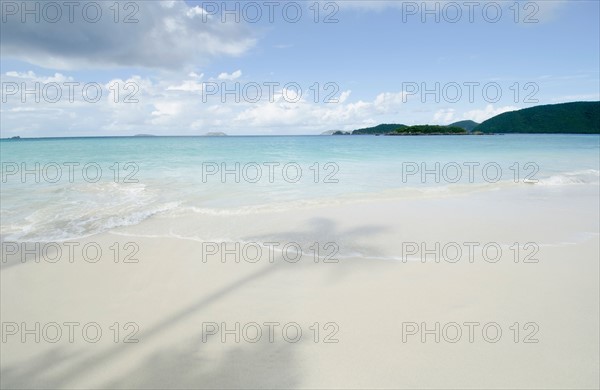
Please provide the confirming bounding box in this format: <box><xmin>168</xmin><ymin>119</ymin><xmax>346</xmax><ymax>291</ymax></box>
<box><xmin>0</xmin><ymin>1</ymin><xmax>256</xmax><ymax>70</ymax></box>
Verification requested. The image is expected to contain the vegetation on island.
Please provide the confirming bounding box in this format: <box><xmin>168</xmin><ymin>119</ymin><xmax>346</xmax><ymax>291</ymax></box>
<box><xmin>326</xmin><ymin>101</ymin><xmax>599</xmax><ymax>136</ymax></box>
<box><xmin>352</xmin><ymin>124</ymin><xmax>407</xmax><ymax>135</ymax></box>
<box><xmin>475</xmin><ymin>102</ymin><xmax>600</xmax><ymax>134</ymax></box>
<box><xmin>387</xmin><ymin>125</ymin><xmax>467</xmax><ymax>135</ymax></box>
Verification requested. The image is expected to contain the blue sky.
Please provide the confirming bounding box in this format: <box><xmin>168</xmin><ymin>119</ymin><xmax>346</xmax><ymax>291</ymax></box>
<box><xmin>1</xmin><ymin>0</ymin><xmax>599</xmax><ymax>136</ymax></box>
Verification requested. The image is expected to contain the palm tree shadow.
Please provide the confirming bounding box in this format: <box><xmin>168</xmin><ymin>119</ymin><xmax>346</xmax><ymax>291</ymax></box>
<box><xmin>242</xmin><ymin>217</ymin><xmax>391</xmax><ymax>281</ymax></box>
<box><xmin>0</xmin><ymin>347</ymin><xmax>86</xmax><ymax>389</ymax></box>
<box><xmin>1</xmin><ymin>260</ymin><xmax>284</xmax><ymax>388</ymax></box>
<box><xmin>103</xmin><ymin>334</ymin><xmax>303</xmax><ymax>389</ymax></box>
<box><xmin>1</xmin><ymin>337</ymin><xmax>303</xmax><ymax>390</ymax></box>
<box><xmin>1</xmin><ymin>218</ymin><xmax>385</xmax><ymax>388</ymax></box>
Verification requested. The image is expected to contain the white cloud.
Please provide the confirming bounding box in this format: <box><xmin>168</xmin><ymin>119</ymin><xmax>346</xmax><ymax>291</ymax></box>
<box><xmin>373</xmin><ymin>92</ymin><xmax>408</xmax><ymax>113</ymax></box>
<box><xmin>1</xmin><ymin>1</ymin><xmax>256</xmax><ymax>70</ymax></box>
<box><xmin>432</xmin><ymin>108</ymin><xmax>456</xmax><ymax>124</ymax></box>
<box><xmin>5</xmin><ymin>71</ymin><xmax>36</xmax><ymax>79</ymax></box>
<box><xmin>167</xmin><ymin>80</ymin><xmax>205</xmax><ymax>92</ymax></box>
<box><xmin>4</xmin><ymin>71</ymin><xmax>73</xmax><ymax>83</ymax></box>
<box><xmin>462</xmin><ymin>104</ymin><xmax>518</xmax><ymax>123</ymax></box>
<box><xmin>217</xmin><ymin>70</ymin><xmax>242</xmax><ymax>81</ymax></box>
<box><xmin>186</xmin><ymin>6</ymin><xmax>209</xmax><ymax>18</ymax></box>
<box><xmin>339</xmin><ymin>90</ymin><xmax>352</xmax><ymax>104</ymax></box>
<box><xmin>2</xmin><ymin>73</ymin><xmax>475</xmax><ymax>135</ymax></box>
<box><xmin>0</xmin><ymin>70</ymin><xmax>560</xmax><ymax>137</ymax></box>
<box><xmin>232</xmin><ymin>89</ymin><xmax>409</xmax><ymax>129</ymax></box>
<box><xmin>161</xmin><ymin>1</ymin><xmax>177</xmax><ymax>9</ymax></box>
<box><xmin>151</xmin><ymin>102</ymin><xmax>183</xmax><ymax>117</ymax></box>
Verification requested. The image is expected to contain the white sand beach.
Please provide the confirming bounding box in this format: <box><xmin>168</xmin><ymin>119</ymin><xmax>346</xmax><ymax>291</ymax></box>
<box><xmin>2</xmin><ymin>184</ymin><xmax>598</xmax><ymax>389</ymax></box>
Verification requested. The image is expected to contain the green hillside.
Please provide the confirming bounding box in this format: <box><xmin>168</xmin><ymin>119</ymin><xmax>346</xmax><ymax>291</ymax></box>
<box><xmin>449</xmin><ymin>120</ymin><xmax>479</xmax><ymax>132</ymax></box>
<box><xmin>475</xmin><ymin>102</ymin><xmax>600</xmax><ymax>134</ymax></box>
<box><xmin>389</xmin><ymin>125</ymin><xmax>467</xmax><ymax>135</ymax></box>
<box><xmin>352</xmin><ymin>124</ymin><xmax>406</xmax><ymax>135</ymax></box>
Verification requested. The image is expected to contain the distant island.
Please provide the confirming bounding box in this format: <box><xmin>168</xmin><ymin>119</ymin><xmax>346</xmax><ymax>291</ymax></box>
<box><xmin>330</xmin><ymin>123</ymin><xmax>477</xmax><ymax>136</ymax></box>
<box><xmin>134</xmin><ymin>134</ymin><xmax>156</xmax><ymax>137</ymax></box>
<box><xmin>353</xmin><ymin>124</ymin><xmax>408</xmax><ymax>135</ymax></box>
<box><xmin>205</xmin><ymin>132</ymin><xmax>228</xmax><ymax>136</ymax></box>
<box><xmin>328</xmin><ymin>122</ymin><xmax>478</xmax><ymax>136</ymax></box>
<box><xmin>326</xmin><ymin>101</ymin><xmax>599</xmax><ymax>136</ymax></box>
<box><xmin>387</xmin><ymin>125</ymin><xmax>468</xmax><ymax>135</ymax></box>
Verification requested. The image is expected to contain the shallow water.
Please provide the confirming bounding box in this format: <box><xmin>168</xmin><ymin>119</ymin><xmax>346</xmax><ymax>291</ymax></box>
<box><xmin>1</xmin><ymin>134</ymin><xmax>598</xmax><ymax>241</ymax></box>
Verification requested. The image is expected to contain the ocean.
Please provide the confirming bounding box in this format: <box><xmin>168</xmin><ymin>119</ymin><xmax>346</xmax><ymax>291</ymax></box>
<box><xmin>1</xmin><ymin>134</ymin><xmax>599</xmax><ymax>241</ymax></box>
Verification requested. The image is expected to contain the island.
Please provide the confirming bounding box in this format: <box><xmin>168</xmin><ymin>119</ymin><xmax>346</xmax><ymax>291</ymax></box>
<box><xmin>352</xmin><ymin>124</ymin><xmax>406</xmax><ymax>135</ymax></box>
<box><xmin>330</xmin><ymin>122</ymin><xmax>479</xmax><ymax>136</ymax></box>
<box><xmin>332</xmin><ymin>124</ymin><xmax>473</xmax><ymax>136</ymax></box>
<box><xmin>205</xmin><ymin>132</ymin><xmax>228</xmax><ymax>136</ymax></box>
<box><xmin>326</xmin><ymin>101</ymin><xmax>599</xmax><ymax>136</ymax></box>
<box><xmin>386</xmin><ymin>125</ymin><xmax>468</xmax><ymax>135</ymax></box>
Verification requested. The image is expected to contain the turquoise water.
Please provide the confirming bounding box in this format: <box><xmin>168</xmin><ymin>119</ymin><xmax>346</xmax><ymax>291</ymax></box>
<box><xmin>1</xmin><ymin>134</ymin><xmax>599</xmax><ymax>241</ymax></box>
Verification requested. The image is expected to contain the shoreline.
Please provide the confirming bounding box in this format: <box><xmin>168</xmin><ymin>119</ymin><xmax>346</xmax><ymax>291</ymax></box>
<box><xmin>2</xmin><ymin>177</ymin><xmax>597</xmax><ymax>243</ymax></box>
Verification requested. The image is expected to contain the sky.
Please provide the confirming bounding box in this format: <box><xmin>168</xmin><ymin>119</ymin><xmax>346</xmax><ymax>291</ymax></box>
<box><xmin>0</xmin><ymin>0</ymin><xmax>599</xmax><ymax>136</ymax></box>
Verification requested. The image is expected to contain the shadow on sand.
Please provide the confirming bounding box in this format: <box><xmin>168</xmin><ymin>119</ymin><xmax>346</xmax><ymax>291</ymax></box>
<box><xmin>1</xmin><ymin>217</ymin><xmax>387</xmax><ymax>389</ymax></box>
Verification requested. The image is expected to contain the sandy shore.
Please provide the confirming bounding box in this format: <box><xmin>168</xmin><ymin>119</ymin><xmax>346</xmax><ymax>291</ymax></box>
<box><xmin>1</xmin><ymin>184</ymin><xmax>599</xmax><ymax>389</ymax></box>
